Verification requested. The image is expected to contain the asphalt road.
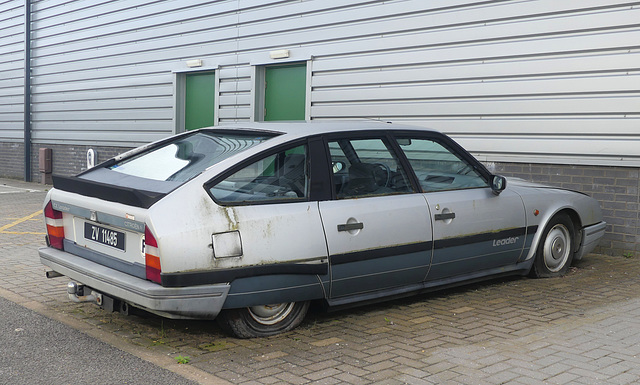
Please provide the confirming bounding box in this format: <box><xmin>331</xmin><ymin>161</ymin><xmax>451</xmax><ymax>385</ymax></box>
<box><xmin>0</xmin><ymin>295</ymin><xmax>198</xmax><ymax>385</ymax></box>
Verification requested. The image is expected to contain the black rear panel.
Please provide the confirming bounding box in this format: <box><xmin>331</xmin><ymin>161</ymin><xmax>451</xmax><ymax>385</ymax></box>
<box><xmin>53</xmin><ymin>175</ymin><xmax>167</xmax><ymax>208</ymax></box>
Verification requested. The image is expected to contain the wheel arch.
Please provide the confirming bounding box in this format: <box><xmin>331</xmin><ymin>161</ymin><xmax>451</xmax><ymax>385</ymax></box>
<box><xmin>561</xmin><ymin>208</ymin><xmax>583</xmax><ymax>252</ymax></box>
<box><xmin>525</xmin><ymin>207</ymin><xmax>583</xmax><ymax>262</ymax></box>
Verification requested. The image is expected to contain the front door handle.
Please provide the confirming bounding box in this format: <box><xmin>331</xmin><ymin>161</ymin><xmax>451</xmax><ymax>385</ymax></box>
<box><xmin>434</xmin><ymin>212</ymin><xmax>456</xmax><ymax>221</ymax></box>
<box><xmin>338</xmin><ymin>222</ymin><xmax>364</xmax><ymax>232</ymax></box>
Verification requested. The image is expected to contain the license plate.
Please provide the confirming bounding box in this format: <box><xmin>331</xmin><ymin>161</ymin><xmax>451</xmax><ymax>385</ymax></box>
<box><xmin>84</xmin><ymin>222</ymin><xmax>125</xmax><ymax>251</ymax></box>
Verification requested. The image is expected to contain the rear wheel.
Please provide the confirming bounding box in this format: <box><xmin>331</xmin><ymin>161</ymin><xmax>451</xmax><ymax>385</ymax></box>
<box><xmin>531</xmin><ymin>213</ymin><xmax>575</xmax><ymax>278</ymax></box>
<box><xmin>217</xmin><ymin>301</ymin><xmax>309</xmax><ymax>338</ymax></box>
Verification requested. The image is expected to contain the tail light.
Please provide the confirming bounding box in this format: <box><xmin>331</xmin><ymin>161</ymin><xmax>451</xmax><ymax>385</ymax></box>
<box><xmin>44</xmin><ymin>201</ymin><xmax>64</xmax><ymax>250</ymax></box>
<box><xmin>144</xmin><ymin>226</ymin><xmax>162</xmax><ymax>283</ymax></box>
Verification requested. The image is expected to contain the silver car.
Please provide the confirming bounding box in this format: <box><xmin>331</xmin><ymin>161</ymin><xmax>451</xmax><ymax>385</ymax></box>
<box><xmin>40</xmin><ymin>122</ymin><xmax>606</xmax><ymax>338</ymax></box>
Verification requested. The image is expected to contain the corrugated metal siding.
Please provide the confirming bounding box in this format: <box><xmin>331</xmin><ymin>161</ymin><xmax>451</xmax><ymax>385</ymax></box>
<box><xmin>29</xmin><ymin>0</ymin><xmax>185</xmax><ymax>145</ymax></box>
<box><xmin>218</xmin><ymin>63</ymin><xmax>253</xmax><ymax>122</ymax></box>
<box><xmin>0</xmin><ymin>0</ymin><xmax>24</xmax><ymax>141</ymax></box>
<box><xmin>306</xmin><ymin>0</ymin><xmax>640</xmax><ymax>166</ymax></box>
<box><xmin>10</xmin><ymin>0</ymin><xmax>640</xmax><ymax>166</ymax></box>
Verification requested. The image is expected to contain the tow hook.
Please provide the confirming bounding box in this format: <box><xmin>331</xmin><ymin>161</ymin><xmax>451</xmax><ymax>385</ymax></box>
<box><xmin>66</xmin><ymin>282</ymin><xmax>99</xmax><ymax>304</ymax></box>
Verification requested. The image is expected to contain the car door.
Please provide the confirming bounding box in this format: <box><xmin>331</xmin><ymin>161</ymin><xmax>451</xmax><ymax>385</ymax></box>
<box><xmin>394</xmin><ymin>136</ymin><xmax>528</xmax><ymax>282</ymax></box>
<box><xmin>206</xmin><ymin>143</ymin><xmax>329</xmax><ymax>306</ymax></box>
<box><xmin>318</xmin><ymin>137</ymin><xmax>433</xmax><ymax>300</ymax></box>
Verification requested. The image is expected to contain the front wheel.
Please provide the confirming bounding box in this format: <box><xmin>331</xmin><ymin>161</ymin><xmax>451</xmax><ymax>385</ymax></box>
<box><xmin>531</xmin><ymin>213</ymin><xmax>575</xmax><ymax>278</ymax></box>
<box><xmin>217</xmin><ymin>301</ymin><xmax>309</xmax><ymax>338</ymax></box>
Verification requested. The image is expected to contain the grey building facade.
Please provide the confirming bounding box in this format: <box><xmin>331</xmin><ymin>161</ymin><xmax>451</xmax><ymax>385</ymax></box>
<box><xmin>1</xmin><ymin>0</ymin><xmax>639</xmax><ymax>256</ymax></box>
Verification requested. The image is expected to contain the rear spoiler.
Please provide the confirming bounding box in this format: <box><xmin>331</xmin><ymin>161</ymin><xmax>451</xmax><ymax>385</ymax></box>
<box><xmin>52</xmin><ymin>175</ymin><xmax>167</xmax><ymax>209</ymax></box>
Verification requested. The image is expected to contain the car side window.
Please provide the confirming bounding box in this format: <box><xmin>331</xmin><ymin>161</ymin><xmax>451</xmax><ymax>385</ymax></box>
<box><xmin>209</xmin><ymin>145</ymin><xmax>308</xmax><ymax>203</ymax></box>
<box><xmin>329</xmin><ymin>138</ymin><xmax>413</xmax><ymax>199</ymax></box>
<box><xmin>397</xmin><ymin>138</ymin><xmax>488</xmax><ymax>192</ymax></box>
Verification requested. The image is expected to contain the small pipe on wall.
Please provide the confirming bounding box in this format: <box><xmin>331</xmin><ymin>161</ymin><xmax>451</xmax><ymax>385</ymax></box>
<box><xmin>23</xmin><ymin>0</ymin><xmax>32</xmax><ymax>182</ymax></box>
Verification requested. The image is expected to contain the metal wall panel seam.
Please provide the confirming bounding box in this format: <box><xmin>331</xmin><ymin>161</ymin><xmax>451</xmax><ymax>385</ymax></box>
<box><xmin>308</xmin><ymin>30</ymin><xmax>640</xmax><ymax>72</ymax></box>
<box><xmin>32</xmin><ymin>86</ymin><xmax>172</xmax><ymax>104</ymax></box>
<box><xmin>400</xmin><ymin>118</ymin><xmax>640</xmax><ymax>135</ymax></box>
<box><xmin>311</xmin><ymin>52</ymin><xmax>640</xmax><ymax>88</ymax></box>
<box><xmin>34</xmin><ymin>121</ymin><xmax>171</xmax><ymax>131</ymax></box>
<box><xmin>311</xmin><ymin>75</ymin><xmax>640</xmax><ymax>102</ymax></box>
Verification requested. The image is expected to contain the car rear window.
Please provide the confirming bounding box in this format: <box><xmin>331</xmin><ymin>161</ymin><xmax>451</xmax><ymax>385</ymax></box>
<box><xmin>109</xmin><ymin>131</ymin><xmax>274</xmax><ymax>183</ymax></box>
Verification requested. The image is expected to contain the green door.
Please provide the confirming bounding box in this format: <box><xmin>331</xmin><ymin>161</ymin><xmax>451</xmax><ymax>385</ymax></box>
<box><xmin>264</xmin><ymin>63</ymin><xmax>306</xmax><ymax>121</ymax></box>
<box><xmin>185</xmin><ymin>72</ymin><xmax>215</xmax><ymax>130</ymax></box>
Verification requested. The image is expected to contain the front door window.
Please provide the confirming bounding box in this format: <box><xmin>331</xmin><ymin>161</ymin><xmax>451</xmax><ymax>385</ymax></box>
<box><xmin>398</xmin><ymin>138</ymin><xmax>487</xmax><ymax>192</ymax></box>
<box><xmin>328</xmin><ymin>138</ymin><xmax>413</xmax><ymax>198</ymax></box>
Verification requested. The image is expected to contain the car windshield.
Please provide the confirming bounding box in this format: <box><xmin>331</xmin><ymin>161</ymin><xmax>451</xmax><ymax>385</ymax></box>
<box><xmin>109</xmin><ymin>131</ymin><xmax>274</xmax><ymax>182</ymax></box>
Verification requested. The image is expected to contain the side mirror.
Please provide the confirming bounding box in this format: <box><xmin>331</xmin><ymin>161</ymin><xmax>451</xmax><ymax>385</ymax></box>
<box><xmin>332</xmin><ymin>161</ymin><xmax>345</xmax><ymax>173</ymax></box>
<box><xmin>491</xmin><ymin>175</ymin><xmax>507</xmax><ymax>195</ymax></box>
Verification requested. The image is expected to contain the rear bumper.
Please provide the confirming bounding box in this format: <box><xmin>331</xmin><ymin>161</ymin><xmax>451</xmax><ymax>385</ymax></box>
<box><xmin>575</xmin><ymin>221</ymin><xmax>607</xmax><ymax>260</ymax></box>
<box><xmin>39</xmin><ymin>246</ymin><xmax>230</xmax><ymax>319</ymax></box>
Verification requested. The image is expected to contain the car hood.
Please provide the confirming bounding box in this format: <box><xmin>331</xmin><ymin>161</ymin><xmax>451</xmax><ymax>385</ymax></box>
<box><xmin>506</xmin><ymin>177</ymin><xmax>588</xmax><ymax>196</ymax></box>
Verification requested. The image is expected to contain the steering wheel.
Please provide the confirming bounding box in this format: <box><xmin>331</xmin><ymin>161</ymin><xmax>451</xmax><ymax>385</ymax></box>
<box><xmin>372</xmin><ymin>163</ymin><xmax>391</xmax><ymax>187</ymax></box>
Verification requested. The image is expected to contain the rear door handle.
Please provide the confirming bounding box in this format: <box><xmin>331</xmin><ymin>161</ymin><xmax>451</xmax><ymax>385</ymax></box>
<box><xmin>338</xmin><ymin>222</ymin><xmax>364</xmax><ymax>232</ymax></box>
<box><xmin>434</xmin><ymin>212</ymin><xmax>456</xmax><ymax>221</ymax></box>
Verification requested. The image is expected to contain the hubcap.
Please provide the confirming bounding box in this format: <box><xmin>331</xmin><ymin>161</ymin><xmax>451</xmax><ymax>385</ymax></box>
<box><xmin>248</xmin><ymin>303</ymin><xmax>295</xmax><ymax>325</ymax></box>
<box><xmin>543</xmin><ymin>224</ymin><xmax>571</xmax><ymax>272</ymax></box>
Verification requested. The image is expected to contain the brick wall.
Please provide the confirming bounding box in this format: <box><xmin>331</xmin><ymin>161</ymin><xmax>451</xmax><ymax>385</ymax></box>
<box><xmin>26</xmin><ymin>143</ymin><xmax>134</xmax><ymax>183</ymax></box>
<box><xmin>0</xmin><ymin>142</ymin><xmax>24</xmax><ymax>179</ymax></box>
<box><xmin>487</xmin><ymin>162</ymin><xmax>639</xmax><ymax>258</ymax></box>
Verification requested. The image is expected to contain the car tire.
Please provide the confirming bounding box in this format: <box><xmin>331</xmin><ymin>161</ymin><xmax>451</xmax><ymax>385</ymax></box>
<box><xmin>531</xmin><ymin>213</ymin><xmax>575</xmax><ymax>278</ymax></box>
<box><xmin>217</xmin><ymin>301</ymin><xmax>309</xmax><ymax>338</ymax></box>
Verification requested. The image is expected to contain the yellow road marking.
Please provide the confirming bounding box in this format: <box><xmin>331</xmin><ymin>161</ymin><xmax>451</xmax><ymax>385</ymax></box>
<box><xmin>1</xmin><ymin>231</ymin><xmax>46</xmax><ymax>235</ymax></box>
<box><xmin>0</xmin><ymin>210</ymin><xmax>43</xmax><ymax>233</ymax></box>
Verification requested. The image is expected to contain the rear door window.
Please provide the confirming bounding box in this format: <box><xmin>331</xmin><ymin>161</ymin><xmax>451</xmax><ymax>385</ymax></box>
<box><xmin>209</xmin><ymin>145</ymin><xmax>308</xmax><ymax>203</ymax></box>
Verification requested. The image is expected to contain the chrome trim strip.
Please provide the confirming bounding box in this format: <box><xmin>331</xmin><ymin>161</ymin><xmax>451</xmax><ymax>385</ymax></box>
<box><xmin>52</xmin><ymin>200</ymin><xmax>145</xmax><ymax>233</ymax></box>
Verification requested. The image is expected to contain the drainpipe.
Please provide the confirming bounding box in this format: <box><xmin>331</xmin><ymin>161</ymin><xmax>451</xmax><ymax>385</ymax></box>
<box><xmin>23</xmin><ymin>0</ymin><xmax>32</xmax><ymax>182</ymax></box>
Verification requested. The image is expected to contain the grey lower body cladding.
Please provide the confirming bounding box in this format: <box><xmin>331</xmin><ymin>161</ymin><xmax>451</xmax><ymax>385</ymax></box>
<box><xmin>39</xmin><ymin>246</ymin><xmax>230</xmax><ymax>319</ymax></box>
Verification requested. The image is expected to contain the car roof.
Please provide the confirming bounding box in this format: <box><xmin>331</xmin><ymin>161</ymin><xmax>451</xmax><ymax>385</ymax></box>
<box><xmin>207</xmin><ymin>121</ymin><xmax>439</xmax><ymax>140</ymax></box>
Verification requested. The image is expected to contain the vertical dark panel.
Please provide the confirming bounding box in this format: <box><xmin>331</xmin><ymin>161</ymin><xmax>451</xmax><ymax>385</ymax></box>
<box><xmin>23</xmin><ymin>0</ymin><xmax>31</xmax><ymax>181</ymax></box>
